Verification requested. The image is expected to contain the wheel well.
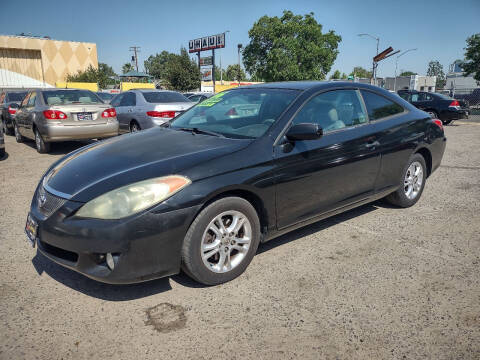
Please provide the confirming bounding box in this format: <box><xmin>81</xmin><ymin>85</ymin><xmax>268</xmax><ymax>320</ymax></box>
<box><xmin>199</xmin><ymin>189</ymin><xmax>269</xmax><ymax>235</ymax></box>
<box><xmin>130</xmin><ymin>119</ymin><xmax>139</xmax><ymax>128</ymax></box>
<box><xmin>415</xmin><ymin>148</ymin><xmax>432</xmax><ymax>177</ymax></box>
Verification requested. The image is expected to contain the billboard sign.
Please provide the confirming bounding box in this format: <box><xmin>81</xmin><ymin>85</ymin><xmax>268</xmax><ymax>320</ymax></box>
<box><xmin>201</xmin><ymin>68</ymin><xmax>212</xmax><ymax>81</ymax></box>
<box><xmin>200</xmin><ymin>56</ymin><xmax>213</xmax><ymax>66</ymax></box>
<box><xmin>189</xmin><ymin>33</ymin><xmax>226</xmax><ymax>53</ymax></box>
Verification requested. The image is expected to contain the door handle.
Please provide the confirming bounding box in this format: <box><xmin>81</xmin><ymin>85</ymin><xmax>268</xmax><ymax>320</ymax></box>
<box><xmin>365</xmin><ymin>140</ymin><xmax>380</xmax><ymax>148</ymax></box>
<box><xmin>128</xmin><ymin>109</ymin><xmax>133</xmax><ymax>113</ymax></box>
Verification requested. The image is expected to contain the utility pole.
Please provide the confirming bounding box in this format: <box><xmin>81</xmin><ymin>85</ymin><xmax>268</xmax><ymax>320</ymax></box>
<box><xmin>358</xmin><ymin>33</ymin><xmax>380</xmax><ymax>84</ymax></box>
<box><xmin>129</xmin><ymin>46</ymin><xmax>141</xmax><ymax>72</ymax></box>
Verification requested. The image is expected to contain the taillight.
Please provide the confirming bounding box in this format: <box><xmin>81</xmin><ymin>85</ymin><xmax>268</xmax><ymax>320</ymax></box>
<box><xmin>43</xmin><ymin>110</ymin><xmax>67</xmax><ymax>120</ymax></box>
<box><xmin>432</xmin><ymin>119</ymin><xmax>443</xmax><ymax>131</ymax></box>
<box><xmin>101</xmin><ymin>108</ymin><xmax>116</xmax><ymax>118</ymax></box>
<box><xmin>449</xmin><ymin>100</ymin><xmax>460</xmax><ymax>107</ymax></box>
<box><xmin>8</xmin><ymin>106</ymin><xmax>16</xmax><ymax>115</ymax></box>
<box><xmin>147</xmin><ymin>111</ymin><xmax>176</xmax><ymax>118</ymax></box>
<box><xmin>225</xmin><ymin>108</ymin><xmax>238</xmax><ymax>116</ymax></box>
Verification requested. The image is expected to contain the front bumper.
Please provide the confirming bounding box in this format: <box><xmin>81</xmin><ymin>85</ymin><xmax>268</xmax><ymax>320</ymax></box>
<box><xmin>40</xmin><ymin>121</ymin><xmax>119</xmax><ymax>142</ymax></box>
<box><xmin>30</xmin><ymin>193</ymin><xmax>201</xmax><ymax>284</ymax></box>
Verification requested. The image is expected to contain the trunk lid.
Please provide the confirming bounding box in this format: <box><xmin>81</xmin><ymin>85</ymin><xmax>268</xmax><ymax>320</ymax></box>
<box><xmin>49</xmin><ymin>104</ymin><xmax>112</xmax><ymax>125</ymax></box>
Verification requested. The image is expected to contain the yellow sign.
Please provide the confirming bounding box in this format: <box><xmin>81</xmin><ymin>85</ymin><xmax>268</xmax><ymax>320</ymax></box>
<box><xmin>56</xmin><ymin>82</ymin><xmax>99</xmax><ymax>92</ymax></box>
<box><xmin>120</xmin><ymin>82</ymin><xmax>155</xmax><ymax>91</ymax></box>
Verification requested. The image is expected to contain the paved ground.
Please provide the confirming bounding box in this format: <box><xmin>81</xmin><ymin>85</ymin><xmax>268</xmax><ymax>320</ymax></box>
<box><xmin>0</xmin><ymin>123</ymin><xmax>479</xmax><ymax>360</ymax></box>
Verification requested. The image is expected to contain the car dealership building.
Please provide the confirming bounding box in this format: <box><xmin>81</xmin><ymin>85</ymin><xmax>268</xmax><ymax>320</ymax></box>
<box><xmin>0</xmin><ymin>34</ymin><xmax>98</xmax><ymax>89</ymax></box>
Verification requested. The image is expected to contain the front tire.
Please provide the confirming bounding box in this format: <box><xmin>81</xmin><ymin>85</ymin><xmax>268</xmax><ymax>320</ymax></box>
<box><xmin>181</xmin><ymin>197</ymin><xmax>261</xmax><ymax>285</ymax></box>
<box><xmin>35</xmin><ymin>129</ymin><xmax>50</xmax><ymax>153</ymax></box>
<box><xmin>385</xmin><ymin>153</ymin><xmax>427</xmax><ymax>208</ymax></box>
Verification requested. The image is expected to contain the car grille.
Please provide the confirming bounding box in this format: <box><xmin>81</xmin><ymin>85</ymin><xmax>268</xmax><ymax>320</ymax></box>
<box><xmin>36</xmin><ymin>185</ymin><xmax>67</xmax><ymax>218</ymax></box>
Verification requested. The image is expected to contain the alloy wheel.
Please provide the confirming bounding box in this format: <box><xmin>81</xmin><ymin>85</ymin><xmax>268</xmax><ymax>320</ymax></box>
<box><xmin>200</xmin><ymin>210</ymin><xmax>252</xmax><ymax>273</ymax></box>
<box><xmin>404</xmin><ymin>161</ymin><xmax>423</xmax><ymax>200</ymax></box>
<box><xmin>35</xmin><ymin>131</ymin><xmax>42</xmax><ymax>151</ymax></box>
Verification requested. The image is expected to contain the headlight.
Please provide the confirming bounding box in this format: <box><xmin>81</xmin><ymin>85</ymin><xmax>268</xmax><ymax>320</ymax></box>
<box><xmin>75</xmin><ymin>175</ymin><xmax>191</xmax><ymax>219</ymax></box>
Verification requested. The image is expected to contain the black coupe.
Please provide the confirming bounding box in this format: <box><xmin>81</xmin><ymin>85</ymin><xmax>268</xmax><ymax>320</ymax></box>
<box><xmin>26</xmin><ymin>82</ymin><xmax>446</xmax><ymax>285</ymax></box>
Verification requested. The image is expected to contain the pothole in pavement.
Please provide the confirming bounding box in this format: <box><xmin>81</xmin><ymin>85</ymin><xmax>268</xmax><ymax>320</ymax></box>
<box><xmin>145</xmin><ymin>303</ymin><xmax>187</xmax><ymax>333</ymax></box>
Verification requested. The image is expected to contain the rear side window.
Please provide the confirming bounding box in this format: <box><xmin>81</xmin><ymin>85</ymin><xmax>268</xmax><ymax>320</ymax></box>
<box><xmin>120</xmin><ymin>92</ymin><xmax>136</xmax><ymax>106</ymax></box>
<box><xmin>361</xmin><ymin>90</ymin><xmax>404</xmax><ymax>121</ymax></box>
<box><xmin>27</xmin><ymin>92</ymin><xmax>36</xmax><ymax>107</ymax></box>
<box><xmin>142</xmin><ymin>92</ymin><xmax>190</xmax><ymax>103</ymax></box>
<box><xmin>110</xmin><ymin>94</ymin><xmax>123</xmax><ymax>107</ymax></box>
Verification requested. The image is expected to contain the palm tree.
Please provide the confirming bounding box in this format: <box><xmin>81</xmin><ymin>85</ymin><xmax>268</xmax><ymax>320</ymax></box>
<box><xmin>122</xmin><ymin>63</ymin><xmax>134</xmax><ymax>74</ymax></box>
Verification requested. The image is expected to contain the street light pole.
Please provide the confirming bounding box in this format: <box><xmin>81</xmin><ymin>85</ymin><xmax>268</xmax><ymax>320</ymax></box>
<box><xmin>237</xmin><ymin>44</ymin><xmax>243</xmax><ymax>86</ymax></box>
<box><xmin>220</xmin><ymin>30</ymin><xmax>230</xmax><ymax>84</ymax></box>
<box><xmin>358</xmin><ymin>33</ymin><xmax>380</xmax><ymax>84</ymax></box>
<box><xmin>394</xmin><ymin>48</ymin><xmax>418</xmax><ymax>92</ymax></box>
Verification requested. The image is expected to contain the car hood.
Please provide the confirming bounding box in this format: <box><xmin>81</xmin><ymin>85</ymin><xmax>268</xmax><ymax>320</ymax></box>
<box><xmin>45</xmin><ymin>128</ymin><xmax>251</xmax><ymax>202</ymax></box>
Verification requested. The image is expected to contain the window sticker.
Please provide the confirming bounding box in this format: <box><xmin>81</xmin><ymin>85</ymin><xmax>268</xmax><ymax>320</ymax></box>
<box><xmin>197</xmin><ymin>91</ymin><xmax>229</xmax><ymax>107</ymax></box>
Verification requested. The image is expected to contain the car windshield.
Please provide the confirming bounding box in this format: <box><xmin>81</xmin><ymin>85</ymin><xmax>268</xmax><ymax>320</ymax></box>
<box><xmin>143</xmin><ymin>92</ymin><xmax>190</xmax><ymax>103</ymax></box>
<box><xmin>42</xmin><ymin>90</ymin><xmax>102</xmax><ymax>105</ymax></box>
<box><xmin>8</xmin><ymin>92</ymin><xmax>27</xmax><ymax>102</ymax></box>
<box><xmin>170</xmin><ymin>88</ymin><xmax>300</xmax><ymax>139</ymax></box>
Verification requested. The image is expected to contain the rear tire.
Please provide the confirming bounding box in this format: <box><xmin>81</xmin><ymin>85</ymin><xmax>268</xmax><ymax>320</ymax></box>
<box><xmin>385</xmin><ymin>153</ymin><xmax>427</xmax><ymax>208</ymax></box>
<box><xmin>14</xmin><ymin>122</ymin><xmax>23</xmax><ymax>143</ymax></box>
<box><xmin>181</xmin><ymin>197</ymin><xmax>261</xmax><ymax>285</ymax></box>
<box><xmin>35</xmin><ymin>129</ymin><xmax>50</xmax><ymax>153</ymax></box>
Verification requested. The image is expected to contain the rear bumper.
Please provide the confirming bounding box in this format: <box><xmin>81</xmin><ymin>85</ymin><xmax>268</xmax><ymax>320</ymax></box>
<box><xmin>441</xmin><ymin>108</ymin><xmax>469</xmax><ymax>121</ymax></box>
<box><xmin>41</xmin><ymin>121</ymin><xmax>119</xmax><ymax>142</ymax></box>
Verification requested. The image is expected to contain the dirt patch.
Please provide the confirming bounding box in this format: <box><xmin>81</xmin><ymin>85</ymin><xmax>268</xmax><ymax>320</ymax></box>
<box><xmin>145</xmin><ymin>303</ymin><xmax>187</xmax><ymax>333</ymax></box>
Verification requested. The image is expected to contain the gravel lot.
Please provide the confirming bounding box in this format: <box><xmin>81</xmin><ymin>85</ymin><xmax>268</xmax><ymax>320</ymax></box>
<box><xmin>1</xmin><ymin>122</ymin><xmax>479</xmax><ymax>360</ymax></box>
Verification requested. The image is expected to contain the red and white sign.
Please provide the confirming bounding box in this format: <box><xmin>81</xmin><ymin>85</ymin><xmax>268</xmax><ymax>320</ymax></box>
<box><xmin>189</xmin><ymin>33</ymin><xmax>225</xmax><ymax>53</ymax></box>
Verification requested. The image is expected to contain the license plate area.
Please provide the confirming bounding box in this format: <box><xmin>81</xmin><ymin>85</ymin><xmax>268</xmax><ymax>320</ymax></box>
<box><xmin>25</xmin><ymin>213</ymin><xmax>38</xmax><ymax>247</ymax></box>
<box><xmin>76</xmin><ymin>112</ymin><xmax>93</xmax><ymax>121</ymax></box>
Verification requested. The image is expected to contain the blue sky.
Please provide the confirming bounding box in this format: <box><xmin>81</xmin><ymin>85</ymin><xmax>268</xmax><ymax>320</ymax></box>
<box><xmin>1</xmin><ymin>0</ymin><xmax>479</xmax><ymax>78</ymax></box>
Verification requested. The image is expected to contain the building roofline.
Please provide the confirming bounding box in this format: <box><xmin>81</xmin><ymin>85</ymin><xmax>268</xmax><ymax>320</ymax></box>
<box><xmin>0</xmin><ymin>34</ymin><xmax>96</xmax><ymax>45</ymax></box>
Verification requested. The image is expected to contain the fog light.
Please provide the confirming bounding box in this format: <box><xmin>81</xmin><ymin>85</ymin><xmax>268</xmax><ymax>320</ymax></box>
<box><xmin>106</xmin><ymin>252</ymin><xmax>115</xmax><ymax>270</ymax></box>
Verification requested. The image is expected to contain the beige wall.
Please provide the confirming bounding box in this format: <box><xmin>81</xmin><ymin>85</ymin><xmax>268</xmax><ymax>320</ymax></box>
<box><xmin>0</xmin><ymin>35</ymin><xmax>98</xmax><ymax>87</ymax></box>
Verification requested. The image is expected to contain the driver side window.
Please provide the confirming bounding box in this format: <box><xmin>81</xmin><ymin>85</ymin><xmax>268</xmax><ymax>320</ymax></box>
<box><xmin>292</xmin><ymin>90</ymin><xmax>367</xmax><ymax>133</ymax></box>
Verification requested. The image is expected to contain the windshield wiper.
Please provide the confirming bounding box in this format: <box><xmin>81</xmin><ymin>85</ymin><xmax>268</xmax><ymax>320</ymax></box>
<box><xmin>176</xmin><ymin>127</ymin><xmax>224</xmax><ymax>137</ymax></box>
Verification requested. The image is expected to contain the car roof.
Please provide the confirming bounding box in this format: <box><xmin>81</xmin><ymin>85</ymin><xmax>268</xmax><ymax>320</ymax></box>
<box><xmin>235</xmin><ymin>81</ymin><xmax>394</xmax><ymax>94</ymax></box>
<box><xmin>131</xmin><ymin>89</ymin><xmax>180</xmax><ymax>93</ymax></box>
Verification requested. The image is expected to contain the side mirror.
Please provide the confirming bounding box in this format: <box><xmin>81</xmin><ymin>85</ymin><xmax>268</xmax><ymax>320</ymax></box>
<box><xmin>286</xmin><ymin>123</ymin><xmax>323</xmax><ymax>141</ymax></box>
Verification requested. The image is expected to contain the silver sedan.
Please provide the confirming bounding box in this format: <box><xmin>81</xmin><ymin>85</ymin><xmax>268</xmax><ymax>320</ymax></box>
<box><xmin>14</xmin><ymin>89</ymin><xmax>119</xmax><ymax>153</ymax></box>
<box><xmin>110</xmin><ymin>89</ymin><xmax>194</xmax><ymax>133</ymax></box>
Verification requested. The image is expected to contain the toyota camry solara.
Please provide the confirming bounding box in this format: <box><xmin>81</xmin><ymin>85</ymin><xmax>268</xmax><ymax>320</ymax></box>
<box><xmin>26</xmin><ymin>82</ymin><xmax>446</xmax><ymax>285</ymax></box>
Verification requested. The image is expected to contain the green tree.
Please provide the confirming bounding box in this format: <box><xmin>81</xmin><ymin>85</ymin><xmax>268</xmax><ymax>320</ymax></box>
<box><xmin>461</xmin><ymin>33</ymin><xmax>480</xmax><ymax>82</ymax></box>
<box><xmin>350</xmin><ymin>66</ymin><xmax>372</xmax><ymax>78</ymax></box>
<box><xmin>341</xmin><ymin>72</ymin><xmax>347</xmax><ymax>79</ymax></box>
<box><xmin>164</xmin><ymin>48</ymin><xmax>200</xmax><ymax>91</ymax></box>
<box><xmin>144</xmin><ymin>51</ymin><xmax>176</xmax><ymax>79</ymax></box>
<box><xmin>225</xmin><ymin>64</ymin><xmax>247</xmax><ymax>82</ymax></box>
<box><xmin>214</xmin><ymin>65</ymin><xmax>222</xmax><ymax>81</ymax></box>
<box><xmin>400</xmin><ymin>71</ymin><xmax>417</xmax><ymax>76</ymax></box>
<box><xmin>143</xmin><ymin>49</ymin><xmax>200</xmax><ymax>91</ymax></box>
<box><xmin>330</xmin><ymin>70</ymin><xmax>341</xmax><ymax>79</ymax></box>
<box><xmin>243</xmin><ymin>10</ymin><xmax>341</xmax><ymax>82</ymax></box>
<box><xmin>427</xmin><ymin>60</ymin><xmax>446</xmax><ymax>88</ymax></box>
<box><xmin>122</xmin><ymin>63</ymin><xmax>134</xmax><ymax>74</ymax></box>
<box><xmin>66</xmin><ymin>63</ymin><xmax>116</xmax><ymax>89</ymax></box>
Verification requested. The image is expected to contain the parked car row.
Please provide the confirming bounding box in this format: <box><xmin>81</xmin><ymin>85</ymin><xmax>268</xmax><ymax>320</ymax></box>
<box><xmin>1</xmin><ymin>88</ymin><xmax>195</xmax><ymax>153</ymax></box>
<box><xmin>397</xmin><ymin>89</ymin><xmax>469</xmax><ymax>125</ymax></box>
